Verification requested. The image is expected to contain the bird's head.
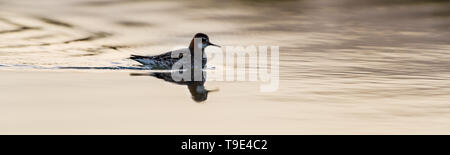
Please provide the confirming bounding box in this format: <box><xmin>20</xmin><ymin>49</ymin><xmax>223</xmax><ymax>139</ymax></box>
<box><xmin>189</xmin><ymin>33</ymin><xmax>220</xmax><ymax>50</ymax></box>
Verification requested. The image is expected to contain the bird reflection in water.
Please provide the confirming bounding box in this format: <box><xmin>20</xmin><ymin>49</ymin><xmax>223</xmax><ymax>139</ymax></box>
<box><xmin>130</xmin><ymin>69</ymin><xmax>218</xmax><ymax>102</ymax></box>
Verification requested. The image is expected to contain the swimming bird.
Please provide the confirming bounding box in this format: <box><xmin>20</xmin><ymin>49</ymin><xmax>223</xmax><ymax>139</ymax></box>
<box><xmin>130</xmin><ymin>33</ymin><xmax>220</xmax><ymax>70</ymax></box>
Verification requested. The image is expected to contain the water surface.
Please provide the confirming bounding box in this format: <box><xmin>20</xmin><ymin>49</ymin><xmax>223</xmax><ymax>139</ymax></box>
<box><xmin>1</xmin><ymin>0</ymin><xmax>450</xmax><ymax>134</ymax></box>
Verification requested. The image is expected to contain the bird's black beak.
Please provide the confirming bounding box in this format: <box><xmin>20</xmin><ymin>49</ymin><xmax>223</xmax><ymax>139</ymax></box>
<box><xmin>207</xmin><ymin>88</ymin><xmax>220</xmax><ymax>93</ymax></box>
<box><xmin>208</xmin><ymin>42</ymin><xmax>221</xmax><ymax>47</ymax></box>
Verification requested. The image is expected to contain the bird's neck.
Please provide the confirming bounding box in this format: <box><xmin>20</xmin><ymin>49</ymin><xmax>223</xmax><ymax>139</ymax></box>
<box><xmin>189</xmin><ymin>41</ymin><xmax>205</xmax><ymax>58</ymax></box>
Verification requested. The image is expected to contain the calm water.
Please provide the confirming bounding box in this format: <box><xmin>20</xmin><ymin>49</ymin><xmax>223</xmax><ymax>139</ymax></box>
<box><xmin>1</xmin><ymin>0</ymin><xmax>450</xmax><ymax>134</ymax></box>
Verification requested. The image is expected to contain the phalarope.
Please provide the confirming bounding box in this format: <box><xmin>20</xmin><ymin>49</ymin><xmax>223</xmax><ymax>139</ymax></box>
<box><xmin>130</xmin><ymin>33</ymin><xmax>220</xmax><ymax>70</ymax></box>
